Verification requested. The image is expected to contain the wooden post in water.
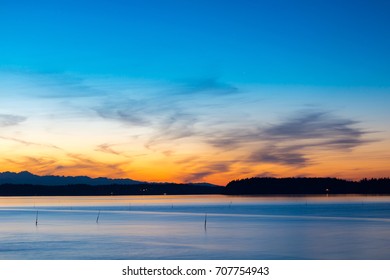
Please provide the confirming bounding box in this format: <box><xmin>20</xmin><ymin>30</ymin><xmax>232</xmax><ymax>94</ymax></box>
<box><xmin>35</xmin><ymin>210</ymin><xmax>38</xmax><ymax>226</ymax></box>
<box><xmin>204</xmin><ymin>213</ymin><xmax>207</xmax><ymax>231</ymax></box>
<box><xmin>96</xmin><ymin>210</ymin><xmax>101</xmax><ymax>224</ymax></box>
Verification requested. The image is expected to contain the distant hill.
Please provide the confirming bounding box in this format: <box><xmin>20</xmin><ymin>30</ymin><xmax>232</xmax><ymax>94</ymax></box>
<box><xmin>0</xmin><ymin>171</ymin><xmax>141</xmax><ymax>186</ymax></box>
<box><xmin>225</xmin><ymin>177</ymin><xmax>390</xmax><ymax>195</ymax></box>
<box><xmin>0</xmin><ymin>171</ymin><xmax>224</xmax><ymax>196</ymax></box>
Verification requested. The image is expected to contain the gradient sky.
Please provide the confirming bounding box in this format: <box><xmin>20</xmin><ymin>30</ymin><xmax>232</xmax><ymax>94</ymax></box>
<box><xmin>1</xmin><ymin>0</ymin><xmax>389</xmax><ymax>185</ymax></box>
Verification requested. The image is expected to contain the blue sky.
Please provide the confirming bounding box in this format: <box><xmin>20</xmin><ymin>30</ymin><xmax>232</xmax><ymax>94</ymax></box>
<box><xmin>2</xmin><ymin>0</ymin><xmax>390</xmax><ymax>85</ymax></box>
<box><xmin>1</xmin><ymin>0</ymin><xmax>389</xmax><ymax>183</ymax></box>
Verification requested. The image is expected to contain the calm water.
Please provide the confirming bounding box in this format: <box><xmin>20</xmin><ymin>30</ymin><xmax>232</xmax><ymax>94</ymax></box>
<box><xmin>0</xmin><ymin>195</ymin><xmax>389</xmax><ymax>260</ymax></box>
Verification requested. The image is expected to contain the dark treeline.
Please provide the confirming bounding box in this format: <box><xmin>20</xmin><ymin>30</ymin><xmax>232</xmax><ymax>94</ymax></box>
<box><xmin>1</xmin><ymin>177</ymin><xmax>390</xmax><ymax>196</ymax></box>
<box><xmin>0</xmin><ymin>183</ymin><xmax>224</xmax><ymax>196</ymax></box>
<box><xmin>225</xmin><ymin>177</ymin><xmax>390</xmax><ymax>195</ymax></box>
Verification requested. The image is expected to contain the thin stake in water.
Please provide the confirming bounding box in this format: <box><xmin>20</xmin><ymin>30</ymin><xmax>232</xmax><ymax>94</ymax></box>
<box><xmin>204</xmin><ymin>213</ymin><xmax>207</xmax><ymax>230</ymax></box>
<box><xmin>96</xmin><ymin>210</ymin><xmax>101</xmax><ymax>224</ymax></box>
<box><xmin>35</xmin><ymin>210</ymin><xmax>38</xmax><ymax>226</ymax></box>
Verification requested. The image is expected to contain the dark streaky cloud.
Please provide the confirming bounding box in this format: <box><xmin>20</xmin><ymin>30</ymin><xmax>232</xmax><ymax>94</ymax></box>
<box><xmin>184</xmin><ymin>162</ymin><xmax>231</xmax><ymax>182</ymax></box>
<box><xmin>249</xmin><ymin>110</ymin><xmax>371</xmax><ymax>167</ymax></box>
<box><xmin>250</xmin><ymin>145</ymin><xmax>309</xmax><ymax>166</ymax></box>
<box><xmin>175</xmin><ymin>78</ymin><xmax>239</xmax><ymax>96</ymax></box>
<box><xmin>95</xmin><ymin>100</ymin><xmax>151</xmax><ymax>126</ymax></box>
<box><xmin>0</xmin><ymin>114</ymin><xmax>26</xmax><ymax>127</ymax></box>
<box><xmin>263</xmin><ymin>111</ymin><xmax>364</xmax><ymax>145</ymax></box>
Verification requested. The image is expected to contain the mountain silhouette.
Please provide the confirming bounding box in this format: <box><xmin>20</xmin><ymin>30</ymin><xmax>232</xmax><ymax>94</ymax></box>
<box><xmin>0</xmin><ymin>171</ymin><xmax>141</xmax><ymax>186</ymax></box>
<box><xmin>0</xmin><ymin>171</ymin><xmax>224</xmax><ymax>196</ymax></box>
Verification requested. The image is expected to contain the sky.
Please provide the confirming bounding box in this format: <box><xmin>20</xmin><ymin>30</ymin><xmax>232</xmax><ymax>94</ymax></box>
<box><xmin>0</xmin><ymin>0</ymin><xmax>389</xmax><ymax>185</ymax></box>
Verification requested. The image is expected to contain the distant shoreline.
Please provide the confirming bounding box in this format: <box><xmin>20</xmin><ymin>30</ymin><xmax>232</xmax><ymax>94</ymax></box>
<box><xmin>0</xmin><ymin>182</ymin><xmax>224</xmax><ymax>196</ymax></box>
<box><xmin>225</xmin><ymin>177</ymin><xmax>390</xmax><ymax>195</ymax></box>
<box><xmin>0</xmin><ymin>177</ymin><xmax>389</xmax><ymax>196</ymax></box>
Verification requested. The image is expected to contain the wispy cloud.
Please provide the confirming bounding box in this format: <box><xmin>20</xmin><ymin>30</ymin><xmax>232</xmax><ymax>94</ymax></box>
<box><xmin>256</xmin><ymin>171</ymin><xmax>278</xmax><ymax>178</ymax></box>
<box><xmin>95</xmin><ymin>98</ymin><xmax>153</xmax><ymax>126</ymax></box>
<box><xmin>91</xmin><ymin>76</ymin><xmax>245</xmax><ymax>147</ymax></box>
<box><xmin>145</xmin><ymin>111</ymin><xmax>197</xmax><ymax>148</ymax></box>
<box><xmin>4</xmin><ymin>156</ymin><xmax>59</xmax><ymax>174</ymax></box>
<box><xmin>0</xmin><ymin>114</ymin><xmax>26</xmax><ymax>127</ymax></box>
<box><xmin>248</xmin><ymin>110</ymin><xmax>371</xmax><ymax>167</ymax></box>
<box><xmin>183</xmin><ymin>162</ymin><xmax>231</xmax><ymax>182</ymax></box>
<box><xmin>174</xmin><ymin>78</ymin><xmax>239</xmax><ymax>96</ymax></box>
<box><xmin>4</xmin><ymin>153</ymin><xmax>128</xmax><ymax>178</ymax></box>
<box><xmin>262</xmin><ymin>111</ymin><xmax>366</xmax><ymax>146</ymax></box>
<box><xmin>249</xmin><ymin>145</ymin><xmax>309</xmax><ymax>166</ymax></box>
<box><xmin>0</xmin><ymin>70</ymin><xmax>106</xmax><ymax>98</ymax></box>
<box><xmin>206</xmin><ymin>127</ymin><xmax>262</xmax><ymax>149</ymax></box>
<box><xmin>96</xmin><ymin>143</ymin><xmax>122</xmax><ymax>155</ymax></box>
<box><xmin>55</xmin><ymin>153</ymin><xmax>129</xmax><ymax>178</ymax></box>
<box><xmin>0</xmin><ymin>136</ymin><xmax>62</xmax><ymax>150</ymax></box>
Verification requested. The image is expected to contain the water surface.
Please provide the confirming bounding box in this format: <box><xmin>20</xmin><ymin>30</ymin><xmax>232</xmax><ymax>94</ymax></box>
<box><xmin>0</xmin><ymin>195</ymin><xmax>389</xmax><ymax>259</ymax></box>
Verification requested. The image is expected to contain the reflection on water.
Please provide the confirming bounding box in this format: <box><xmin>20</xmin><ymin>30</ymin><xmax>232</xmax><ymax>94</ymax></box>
<box><xmin>0</xmin><ymin>195</ymin><xmax>389</xmax><ymax>259</ymax></box>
